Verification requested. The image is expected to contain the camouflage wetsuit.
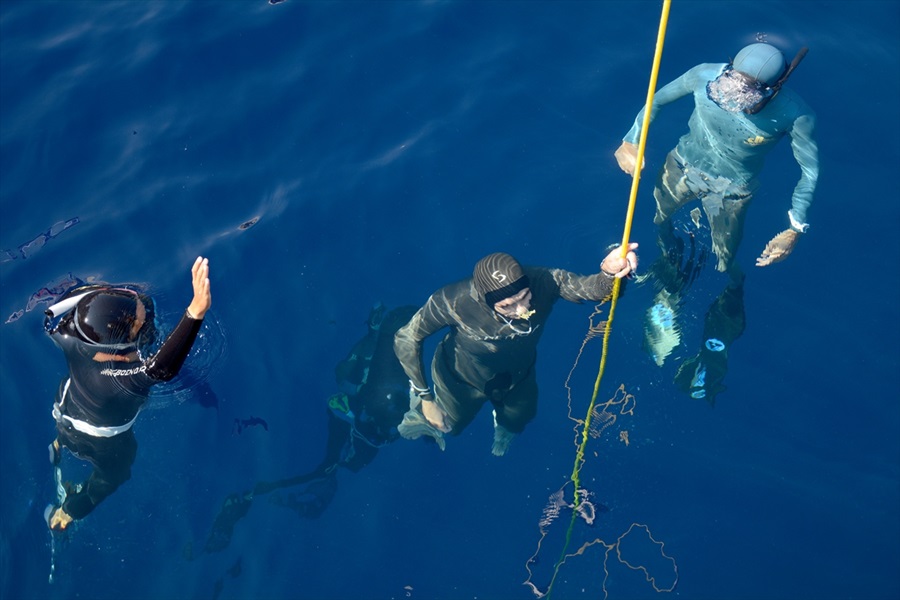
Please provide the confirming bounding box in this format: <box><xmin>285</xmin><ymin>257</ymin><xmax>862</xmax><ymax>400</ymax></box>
<box><xmin>394</xmin><ymin>267</ymin><xmax>614</xmax><ymax>435</ymax></box>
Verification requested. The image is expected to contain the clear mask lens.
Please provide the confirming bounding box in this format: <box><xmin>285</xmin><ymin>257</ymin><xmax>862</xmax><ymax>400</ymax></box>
<box><xmin>707</xmin><ymin>69</ymin><xmax>769</xmax><ymax>113</ymax></box>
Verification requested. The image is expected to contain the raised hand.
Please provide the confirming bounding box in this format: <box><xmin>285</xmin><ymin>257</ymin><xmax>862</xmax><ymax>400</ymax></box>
<box><xmin>187</xmin><ymin>256</ymin><xmax>212</xmax><ymax>319</ymax></box>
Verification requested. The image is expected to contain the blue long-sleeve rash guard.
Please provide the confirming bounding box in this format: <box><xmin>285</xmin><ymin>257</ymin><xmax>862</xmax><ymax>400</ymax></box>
<box><xmin>623</xmin><ymin>63</ymin><xmax>818</xmax><ymax>226</ymax></box>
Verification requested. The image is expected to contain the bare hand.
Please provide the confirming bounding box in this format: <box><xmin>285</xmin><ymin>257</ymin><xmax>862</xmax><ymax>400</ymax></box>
<box><xmin>187</xmin><ymin>256</ymin><xmax>212</xmax><ymax>319</ymax></box>
<box><xmin>756</xmin><ymin>230</ymin><xmax>799</xmax><ymax>267</ymax></box>
<box><xmin>48</xmin><ymin>507</ymin><xmax>74</xmax><ymax>531</ymax></box>
<box><xmin>600</xmin><ymin>243</ymin><xmax>639</xmax><ymax>278</ymax></box>
<box><xmin>422</xmin><ymin>398</ymin><xmax>451</xmax><ymax>433</ymax></box>
<box><xmin>614</xmin><ymin>142</ymin><xmax>644</xmax><ymax>175</ymax></box>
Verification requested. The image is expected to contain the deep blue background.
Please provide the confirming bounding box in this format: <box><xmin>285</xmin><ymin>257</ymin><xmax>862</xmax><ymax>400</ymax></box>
<box><xmin>2</xmin><ymin>1</ymin><xmax>898</xmax><ymax>599</ymax></box>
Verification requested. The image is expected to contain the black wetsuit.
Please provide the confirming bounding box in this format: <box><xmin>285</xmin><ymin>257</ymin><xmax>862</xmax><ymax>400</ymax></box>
<box><xmin>394</xmin><ymin>267</ymin><xmax>614</xmax><ymax>434</ymax></box>
<box><xmin>200</xmin><ymin>306</ymin><xmax>414</xmax><ymax>552</ymax></box>
<box><xmin>265</xmin><ymin>306</ymin><xmax>416</xmax><ymax>520</ymax></box>
<box><xmin>50</xmin><ymin>309</ymin><xmax>203</xmax><ymax>520</ymax></box>
<box><xmin>320</xmin><ymin>305</ymin><xmax>417</xmax><ymax>473</ymax></box>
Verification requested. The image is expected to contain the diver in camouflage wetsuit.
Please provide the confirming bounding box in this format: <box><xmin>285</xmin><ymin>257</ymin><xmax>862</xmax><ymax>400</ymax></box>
<box><xmin>394</xmin><ymin>245</ymin><xmax>637</xmax><ymax>456</ymax></box>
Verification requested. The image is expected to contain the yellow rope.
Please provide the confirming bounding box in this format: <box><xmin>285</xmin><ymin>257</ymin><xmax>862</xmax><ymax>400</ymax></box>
<box><xmin>619</xmin><ymin>0</ymin><xmax>671</xmax><ymax>254</ymax></box>
<box><xmin>575</xmin><ymin>0</ymin><xmax>671</xmax><ymax>496</ymax></box>
<box><xmin>547</xmin><ymin>2</ymin><xmax>671</xmax><ymax>596</ymax></box>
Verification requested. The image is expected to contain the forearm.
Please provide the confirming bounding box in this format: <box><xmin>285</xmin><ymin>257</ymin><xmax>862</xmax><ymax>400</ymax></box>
<box><xmin>393</xmin><ymin>295</ymin><xmax>452</xmax><ymax>390</ymax></box>
<box><xmin>788</xmin><ymin>113</ymin><xmax>818</xmax><ymax>227</ymax></box>
<box><xmin>145</xmin><ymin>311</ymin><xmax>203</xmax><ymax>381</ymax></box>
<box><xmin>623</xmin><ymin>70</ymin><xmax>696</xmax><ymax>143</ymax></box>
<box><xmin>393</xmin><ymin>326</ymin><xmax>429</xmax><ymax>391</ymax></box>
<box><xmin>554</xmin><ymin>269</ymin><xmax>615</xmax><ymax>303</ymax></box>
<box><xmin>789</xmin><ymin>168</ymin><xmax>816</xmax><ymax>230</ymax></box>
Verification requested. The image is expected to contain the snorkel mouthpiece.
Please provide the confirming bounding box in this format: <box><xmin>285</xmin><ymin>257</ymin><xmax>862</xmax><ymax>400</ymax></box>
<box><xmin>517</xmin><ymin>307</ymin><xmax>536</xmax><ymax>320</ymax></box>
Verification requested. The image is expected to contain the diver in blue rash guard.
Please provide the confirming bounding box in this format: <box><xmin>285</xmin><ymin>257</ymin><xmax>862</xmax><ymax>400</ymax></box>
<box><xmin>43</xmin><ymin>257</ymin><xmax>212</xmax><ymax>531</ymax></box>
<box><xmin>614</xmin><ymin>43</ymin><xmax>818</xmax><ymax>404</ymax></box>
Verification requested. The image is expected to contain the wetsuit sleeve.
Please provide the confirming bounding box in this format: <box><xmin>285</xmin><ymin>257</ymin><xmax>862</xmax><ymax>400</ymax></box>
<box><xmin>787</xmin><ymin>110</ymin><xmax>818</xmax><ymax>226</ymax></box>
<box><xmin>623</xmin><ymin>64</ymin><xmax>719</xmax><ymax>144</ymax></box>
<box><xmin>393</xmin><ymin>291</ymin><xmax>452</xmax><ymax>392</ymax></box>
<box><xmin>144</xmin><ymin>311</ymin><xmax>203</xmax><ymax>381</ymax></box>
<box><xmin>550</xmin><ymin>269</ymin><xmax>615</xmax><ymax>303</ymax></box>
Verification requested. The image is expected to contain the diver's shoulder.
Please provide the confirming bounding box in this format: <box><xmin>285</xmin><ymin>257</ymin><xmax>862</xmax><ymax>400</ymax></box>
<box><xmin>522</xmin><ymin>265</ymin><xmax>556</xmax><ymax>283</ymax></box>
<box><xmin>430</xmin><ymin>278</ymin><xmax>479</xmax><ymax>310</ymax></box>
<box><xmin>774</xmin><ymin>87</ymin><xmax>816</xmax><ymax>118</ymax></box>
<box><xmin>686</xmin><ymin>62</ymin><xmax>727</xmax><ymax>80</ymax></box>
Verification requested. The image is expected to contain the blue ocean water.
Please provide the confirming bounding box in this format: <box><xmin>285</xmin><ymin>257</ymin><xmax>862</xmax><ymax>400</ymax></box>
<box><xmin>1</xmin><ymin>1</ymin><xmax>898</xmax><ymax>599</ymax></box>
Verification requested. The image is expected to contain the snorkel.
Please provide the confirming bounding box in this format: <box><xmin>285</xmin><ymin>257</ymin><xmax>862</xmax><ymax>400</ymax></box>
<box><xmin>45</xmin><ymin>289</ymin><xmax>98</xmax><ymax>320</ymax></box>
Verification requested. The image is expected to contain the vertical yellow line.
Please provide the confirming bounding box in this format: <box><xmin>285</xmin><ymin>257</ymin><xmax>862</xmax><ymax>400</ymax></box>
<box><xmin>620</xmin><ymin>0</ymin><xmax>671</xmax><ymax>255</ymax></box>
<box><xmin>547</xmin><ymin>2</ymin><xmax>671</xmax><ymax>597</ymax></box>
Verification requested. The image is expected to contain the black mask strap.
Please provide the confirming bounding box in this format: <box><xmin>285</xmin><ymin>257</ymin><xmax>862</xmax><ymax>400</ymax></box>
<box><xmin>744</xmin><ymin>47</ymin><xmax>808</xmax><ymax>115</ymax></box>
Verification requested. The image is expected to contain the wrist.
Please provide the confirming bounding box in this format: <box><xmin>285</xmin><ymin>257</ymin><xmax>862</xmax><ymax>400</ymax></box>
<box><xmin>186</xmin><ymin>306</ymin><xmax>206</xmax><ymax>320</ymax></box>
<box><xmin>600</xmin><ymin>259</ymin><xmax>617</xmax><ymax>277</ymax></box>
<box><xmin>788</xmin><ymin>210</ymin><xmax>809</xmax><ymax>233</ymax></box>
<box><xmin>410</xmin><ymin>380</ymin><xmax>432</xmax><ymax>399</ymax></box>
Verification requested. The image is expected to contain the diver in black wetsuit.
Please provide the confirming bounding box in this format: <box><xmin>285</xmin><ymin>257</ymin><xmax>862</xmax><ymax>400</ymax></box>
<box><xmin>44</xmin><ymin>257</ymin><xmax>212</xmax><ymax>531</ymax></box>
<box><xmin>200</xmin><ymin>304</ymin><xmax>415</xmax><ymax>554</ymax></box>
<box><xmin>266</xmin><ymin>303</ymin><xmax>418</xmax><ymax>515</ymax></box>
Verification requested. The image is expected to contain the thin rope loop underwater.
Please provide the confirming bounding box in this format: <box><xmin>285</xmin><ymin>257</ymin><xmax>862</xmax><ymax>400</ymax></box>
<box><xmin>546</xmin><ymin>1</ymin><xmax>672</xmax><ymax>597</ymax></box>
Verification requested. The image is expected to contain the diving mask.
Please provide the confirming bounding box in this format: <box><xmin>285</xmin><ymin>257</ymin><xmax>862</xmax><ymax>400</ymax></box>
<box><xmin>706</xmin><ymin>67</ymin><xmax>770</xmax><ymax>114</ymax></box>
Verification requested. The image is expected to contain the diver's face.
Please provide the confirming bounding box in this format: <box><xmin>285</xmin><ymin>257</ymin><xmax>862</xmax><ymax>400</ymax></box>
<box><xmin>707</xmin><ymin>67</ymin><xmax>769</xmax><ymax>114</ymax></box>
<box><xmin>730</xmin><ymin>69</ymin><xmax>758</xmax><ymax>87</ymax></box>
<box><xmin>494</xmin><ymin>288</ymin><xmax>533</xmax><ymax>319</ymax></box>
<box><xmin>129</xmin><ymin>298</ymin><xmax>147</xmax><ymax>341</ymax></box>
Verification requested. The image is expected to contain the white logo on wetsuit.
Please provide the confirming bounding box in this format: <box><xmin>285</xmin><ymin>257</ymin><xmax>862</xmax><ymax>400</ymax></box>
<box><xmin>100</xmin><ymin>365</ymin><xmax>147</xmax><ymax>377</ymax></box>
